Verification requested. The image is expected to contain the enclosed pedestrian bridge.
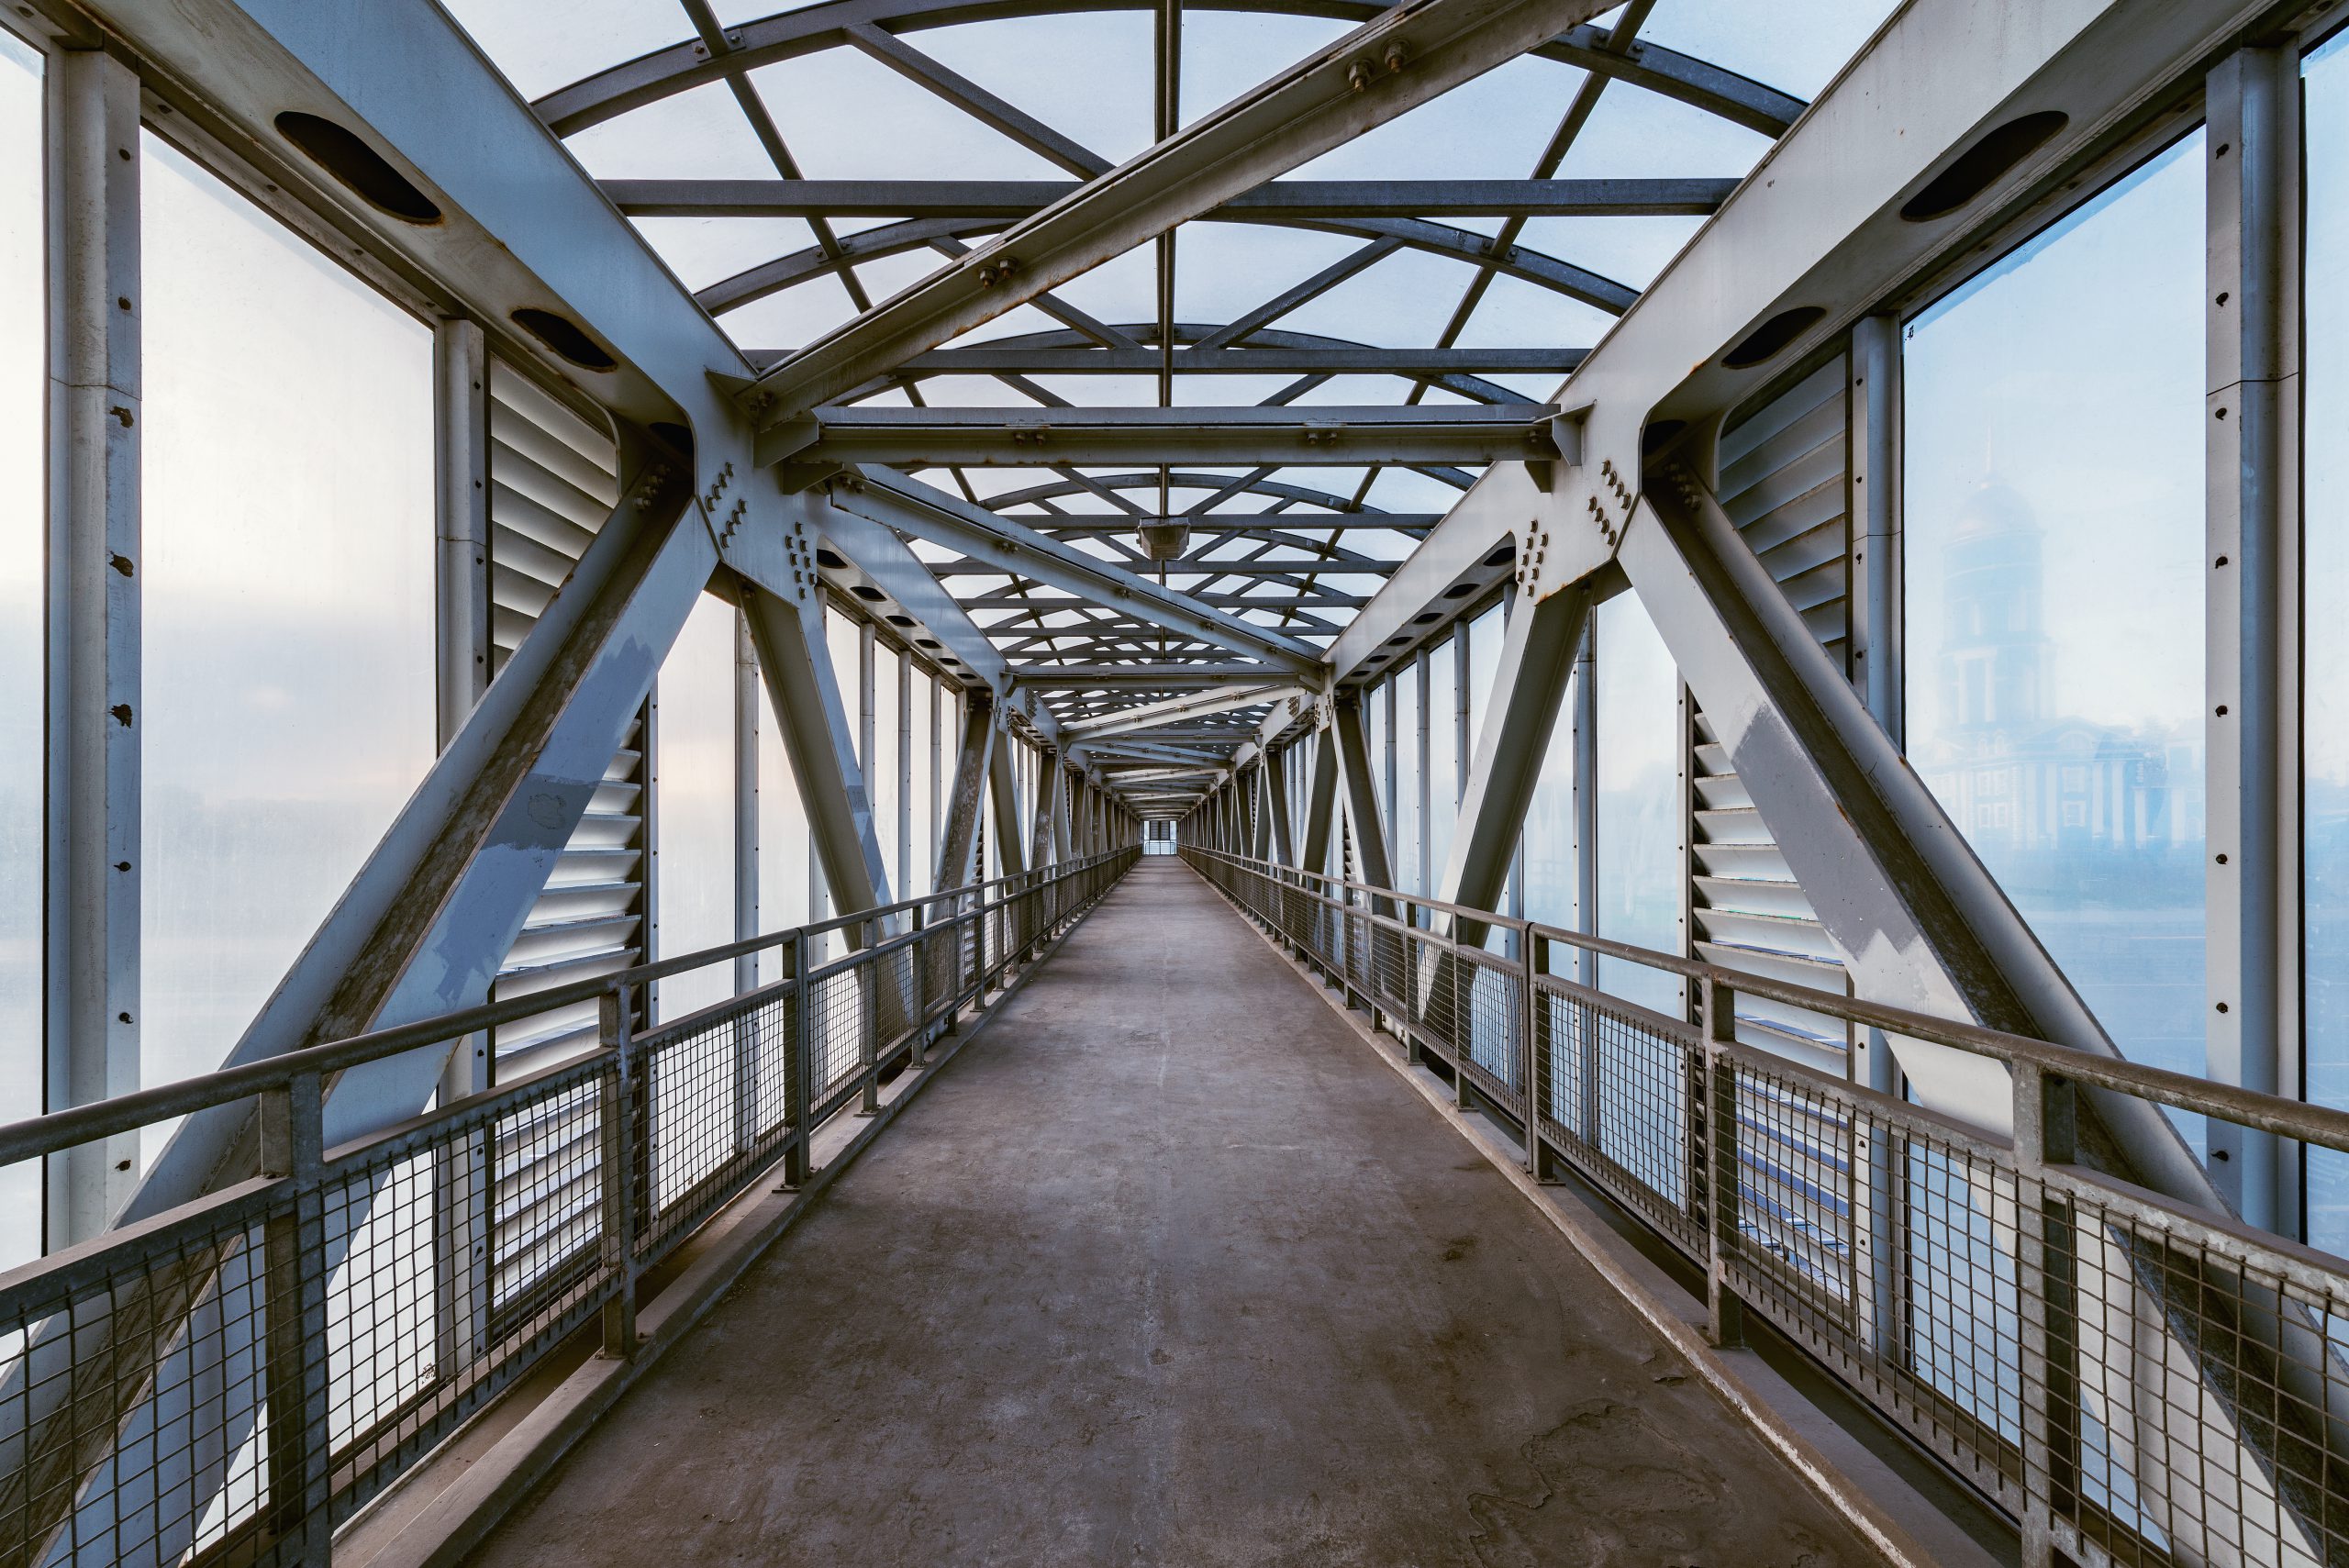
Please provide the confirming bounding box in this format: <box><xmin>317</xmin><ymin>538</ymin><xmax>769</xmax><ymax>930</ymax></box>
<box><xmin>7</xmin><ymin>0</ymin><xmax>2349</xmax><ymax>1563</ymax></box>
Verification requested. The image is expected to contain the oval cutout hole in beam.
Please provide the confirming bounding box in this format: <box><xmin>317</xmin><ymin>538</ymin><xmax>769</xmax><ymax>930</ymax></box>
<box><xmin>511</xmin><ymin>307</ymin><xmax>617</xmax><ymax>373</ymax></box>
<box><xmin>1723</xmin><ymin>307</ymin><xmax>1825</xmax><ymax>371</ymax></box>
<box><xmin>274</xmin><ymin>112</ymin><xmax>441</xmax><ymax>224</ymax></box>
<box><xmin>1900</xmin><ymin>111</ymin><xmax>2069</xmax><ymax>222</ymax></box>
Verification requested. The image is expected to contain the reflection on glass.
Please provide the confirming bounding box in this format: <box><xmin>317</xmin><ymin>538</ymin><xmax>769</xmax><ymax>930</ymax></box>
<box><xmin>0</xmin><ymin>34</ymin><xmax>41</xmax><ymax>1267</ymax></box>
<box><xmin>653</xmin><ymin>595</ymin><xmax>736</xmax><ymax>1022</ymax></box>
<box><xmin>1902</xmin><ymin>130</ymin><xmax>2208</xmax><ymax>1154</ymax></box>
<box><xmin>140</xmin><ymin>134</ymin><xmax>433</xmax><ymax>1160</ymax></box>
<box><xmin>2308</xmin><ymin>33</ymin><xmax>2349</xmax><ymax>1249</ymax></box>
<box><xmin>1367</xmin><ymin>682</ymin><xmax>1386</xmax><ymax>831</ymax></box>
<box><xmin>1429</xmin><ymin>637</ymin><xmax>1457</xmax><ymax>894</ymax></box>
<box><xmin>1595</xmin><ymin>592</ymin><xmax>1681</xmax><ymax>1017</ymax></box>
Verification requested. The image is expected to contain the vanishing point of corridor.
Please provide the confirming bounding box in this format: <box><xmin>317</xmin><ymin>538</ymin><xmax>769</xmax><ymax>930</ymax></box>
<box><xmin>471</xmin><ymin>861</ymin><xmax>1875</xmax><ymax>1567</ymax></box>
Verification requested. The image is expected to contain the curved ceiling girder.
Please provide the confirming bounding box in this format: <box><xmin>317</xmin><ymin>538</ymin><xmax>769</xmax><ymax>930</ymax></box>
<box><xmin>979</xmin><ymin>469</ymin><xmax>1416</xmax><ymax>515</ymax></box>
<box><xmin>535</xmin><ymin>0</ymin><xmax>1801</xmax><ymax>139</ymax></box>
<box><xmin>702</xmin><ymin>212</ymin><xmax>1634</xmax><ymax>318</ymax></box>
<box><xmin>825</xmin><ymin>321</ymin><xmax>1549</xmax><ymax>404</ymax></box>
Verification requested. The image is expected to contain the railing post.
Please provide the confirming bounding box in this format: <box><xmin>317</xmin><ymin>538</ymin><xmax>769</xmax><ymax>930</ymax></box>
<box><xmin>1453</xmin><ymin>932</ymin><xmax>1473</xmax><ymax>1112</ymax></box>
<box><xmin>783</xmin><ymin>933</ymin><xmax>812</xmax><ymax>1185</ymax></box>
<box><xmin>1700</xmin><ymin>975</ymin><xmax>1743</xmax><ymax>1348</ymax></box>
<box><xmin>909</xmin><ymin>902</ymin><xmax>930</xmax><ymax>1065</ymax></box>
<box><xmin>598</xmin><ymin>984</ymin><xmax>640</xmax><ymax>1358</ymax></box>
<box><xmin>261</xmin><ymin>1069</ymin><xmax>330</xmax><ymax>1565</ymax></box>
<box><xmin>2012</xmin><ymin>1058</ymin><xmax>2081</xmax><ymax>1568</ymax></box>
<box><xmin>1522</xmin><ymin>930</ymin><xmax>1547</xmax><ymax>1180</ymax></box>
<box><xmin>859</xmin><ymin>917</ymin><xmax>882</xmax><ymax>1117</ymax></box>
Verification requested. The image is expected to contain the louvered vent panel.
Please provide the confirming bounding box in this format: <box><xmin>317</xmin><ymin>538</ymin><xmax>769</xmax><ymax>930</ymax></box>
<box><xmin>1717</xmin><ymin>354</ymin><xmax>1851</xmax><ymax>677</ymax></box>
<box><xmin>487</xmin><ymin>359</ymin><xmax>622</xmax><ymax>676</ymax></box>
<box><xmin>483</xmin><ymin>360</ymin><xmax>643</xmax><ymax>1075</ymax></box>
<box><xmin>1691</xmin><ymin>355</ymin><xmax>1855</xmax><ymax>1073</ymax></box>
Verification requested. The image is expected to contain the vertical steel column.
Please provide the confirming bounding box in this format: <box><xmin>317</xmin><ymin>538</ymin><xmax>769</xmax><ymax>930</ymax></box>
<box><xmin>429</xmin><ymin>318</ymin><xmax>494</xmax><ymax>1380</ymax></box>
<box><xmin>44</xmin><ymin>47</ymin><xmax>142</xmax><ymax>1246</ymax></box>
<box><xmin>729</xmin><ymin>606</ymin><xmax>760</xmax><ymax>984</ymax></box>
<box><xmin>1847</xmin><ymin>315</ymin><xmax>1907</xmax><ymax>1351</ymax></box>
<box><xmin>896</xmin><ymin>645</ymin><xmax>913</xmax><ymax>899</ymax></box>
<box><xmin>1700</xmin><ymin>975</ymin><xmax>1742</xmax><ymax>1348</ymax></box>
<box><xmin>930</xmin><ymin>675</ymin><xmax>944</xmax><ymax>881</ymax></box>
<box><xmin>988</xmin><ymin>727</ymin><xmax>1028</xmax><ymax>877</ymax></box>
<box><xmin>2207</xmin><ymin>46</ymin><xmax>2299</xmax><ymax>1233</ymax></box>
<box><xmin>597</xmin><ymin>985</ymin><xmax>640</xmax><ymax>1357</ymax></box>
<box><xmin>859</xmin><ymin>617</ymin><xmax>876</xmax><ymax>795</ymax></box>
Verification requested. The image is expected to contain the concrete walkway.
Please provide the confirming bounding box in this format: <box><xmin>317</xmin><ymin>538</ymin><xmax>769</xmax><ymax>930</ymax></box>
<box><xmin>470</xmin><ymin>860</ymin><xmax>1878</xmax><ymax>1567</ymax></box>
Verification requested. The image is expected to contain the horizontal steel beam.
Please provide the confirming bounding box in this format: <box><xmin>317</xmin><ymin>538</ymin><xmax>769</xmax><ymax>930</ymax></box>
<box><xmin>825</xmin><ymin>468</ymin><xmax>1322</xmax><ymax>672</ymax></box>
<box><xmin>1065</xmin><ymin>684</ymin><xmax>1305</xmax><ymax>740</ymax></box>
<box><xmin>606</xmin><ymin>176</ymin><xmax>1735</xmax><ymax>218</ymax></box>
<box><xmin>890</xmin><ymin>344</ymin><xmax>1582</xmax><ymax>376</ymax></box>
<box><xmin>738</xmin><ymin>0</ymin><xmax>1620</xmax><ymax>426</ymax></box>
<box><xmin>992</xmin><ymin>513</ymin><xmax>1442</xmax><ymax>532</ymax></box>
<box><xmin>1008</xmin><ymin>664</ymin><xmax>1290</xmax><ymax>689</ymax></box>
<box><xmin>768</xmin><ymin>404</ymin><xmax>1560</xmax><ymax>468</ymax></box>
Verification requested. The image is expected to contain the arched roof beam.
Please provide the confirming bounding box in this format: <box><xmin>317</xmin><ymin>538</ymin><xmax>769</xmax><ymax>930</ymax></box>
<box><xmin>534</xmin><ymin>0</ymin><xmax>1801</xmax><ymax>139</ymax></box>
<box><xmin>815</xmin><ymin>323</ymin><xmax>1576</xmax><ymax>405</ymax></box>
<box><xmin>707</xmin><ymin>213</ymin><xmax>1634</xmax><ymax>318</ymax></box>
<box><xmin>981</xmin><ymin>469</ymin><xmax>1408</xmax><ymax>515</ymax></box>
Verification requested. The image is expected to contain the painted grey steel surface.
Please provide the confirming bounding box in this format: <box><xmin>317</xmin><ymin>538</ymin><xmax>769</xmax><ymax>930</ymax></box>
<box><xmin>773</xmin><ymin>403</ymin><xmax>1561</xmax><ymax>469</ymax></box>
<box><xmin>736</xmin><ymin>0</ymin><xmax>1624</xmax><ymax>428</ymax></box>
<box><xmin>43</xmin><ymin>46</ymin><xmax>142</xmax><ymax>1246</ymax></box>
<box><xmin>607</xmin><ymin>176</ymin><xmax>1735</xmax><ymax>218</ymax></box>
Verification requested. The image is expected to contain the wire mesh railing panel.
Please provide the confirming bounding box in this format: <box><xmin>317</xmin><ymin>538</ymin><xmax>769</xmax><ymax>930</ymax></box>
<box><xmin>1179</xmin><ymin>846</ymin><xmax>2349</xmax><ymax>1565</ymax></box>
<box><xmin>0</xmin><ymin>850</ymin><xmax>1136</xmax><ymax>1568</ymax></box>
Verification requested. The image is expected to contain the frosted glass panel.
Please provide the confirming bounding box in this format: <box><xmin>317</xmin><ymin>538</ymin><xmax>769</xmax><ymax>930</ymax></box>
<box><xmin>0</xmin><ymin>35</ymin><xmax>41</xmax><ymax>1266</ymax></box>
<box><xmin>1595</xmin><ymin>592</ymin><xmax>1680</xmax><ymax>1017</ymax></box>
<box><xmin>873</xmin><ymin>643</ymin><xmax>900</xmax><ymax>895</ymax></box>
<box><xmin>1903</xmin><ymin>131</ymin><xmax>2207</xmax><ymax>1153</ymax></box>
<box><xmin>653</xmin><ymin>595</ymin><xmax>736</xmax><ymax>1022</ymax></box>
<box><xmin>2306</xmin><ymin>33</ymin><xmax>2349</xmax><ymax>1248</ymax></box>
<box><xmin>140</xmin><ymin>134</ymin><xmax>433</xmax><ymax>1149</ymax></box>
<box><xmin>757</xmin><ymin>651</ymin><xmax>811</xmax><ymax>948</ymax></box>
<box><xmin>1429</xmin><ymin>639</ymin><xmax>1457</xmax><ymax>895</ymax></box>
<box><xmin>1522</xmin><ymin>671</ymin><xmax>1577</xmax><ymax>934</ymax></box>
<box><xmin>909</xmin><ymin>673</ymin><xmax>936</xmax><ymax>899</ymax></box>
<box><xmin>1394</xmin><ymin>672</ymin><xmax>1419</xmax><ymax>896</ymax></box>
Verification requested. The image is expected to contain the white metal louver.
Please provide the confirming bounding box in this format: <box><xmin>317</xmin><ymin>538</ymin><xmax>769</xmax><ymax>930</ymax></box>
<box><xmin>1688</xmin><ymin>354</ymin><xmax>1856</xmax><ymax>1075</ymax></box>
<box><xmin>482</xmin><ymin>361</ymin><xmax>646</xmax><ymax>1079</ymax></box>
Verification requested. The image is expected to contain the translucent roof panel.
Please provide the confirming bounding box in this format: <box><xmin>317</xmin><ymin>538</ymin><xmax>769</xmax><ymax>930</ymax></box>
<box><xmin>465</xmin><ymin>0</ymin><xmax>1887</xmax><ymax>753</ymax></box>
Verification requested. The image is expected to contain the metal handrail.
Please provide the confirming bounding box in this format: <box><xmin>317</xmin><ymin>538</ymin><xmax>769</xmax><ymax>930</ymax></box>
<box><xmin>1183</xmin><ymin>846</ymin><xmax>2349</xmax><ymax>1160</ymax></box>
<box><xmin>0</xmin><ymin>848</ymin><xmax>1137</xmax><ymax>1170</ymax></box>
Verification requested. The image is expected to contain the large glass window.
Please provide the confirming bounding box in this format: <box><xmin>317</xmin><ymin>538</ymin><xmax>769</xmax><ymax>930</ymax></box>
<box><xmin>1</xmin><ymin>31</ymin><xmax>42</xmax><ymax>1265</ymax></box>
<box><xmin>139</xmin><ymin>134</ymin><xmax>434</xmax><ymax>1138</ymax></box>
<box><xmin>652</xmin><ymin>595</ymin><xmax>737</xmax><ymax>1021</ymax></box>
<box><xmin>1902</xmin><ymin>130</ymin><xmax>2208</xmax><ymax>1151</ymax></box>
<box><xmin>2306</xmin><ymin>33</ymin><xmax>2349</xmax><ymax>1246</ymax></box>
<box><xmin>1595</xmin><ymin>592</ymin><xmax>1681</xmax><ymax>1017</ymax></box>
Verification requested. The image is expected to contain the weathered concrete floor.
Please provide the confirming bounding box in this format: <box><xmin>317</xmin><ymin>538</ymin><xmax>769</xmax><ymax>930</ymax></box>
<box><xmin>470</xmin><ymin>860</ymin><xmax>1878</xmax><ymax>1567</ymax></box>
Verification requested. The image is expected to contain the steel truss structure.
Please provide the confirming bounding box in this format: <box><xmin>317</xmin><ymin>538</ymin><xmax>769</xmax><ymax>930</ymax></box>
<box><xmin>6</xmin><ymin>0</ymin><xmax>2349</xmax><ymax>1562</ymax></box>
